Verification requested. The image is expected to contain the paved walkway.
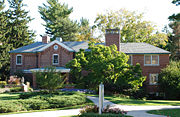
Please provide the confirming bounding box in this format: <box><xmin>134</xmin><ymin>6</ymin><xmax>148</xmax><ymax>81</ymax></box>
<box><xmin>0</xmin><ymin>109</ymin><xmax>81</xmax><ymax>117</ymax></box>
<box><xmin>0</xmin><ymin>96</ymin><xmax>180</xmax><ymax>117</ymax></box>
<box><xmin>87</xmin><ymin>96</ymin><xmax>180</xmax><ymax>117</ymax></box>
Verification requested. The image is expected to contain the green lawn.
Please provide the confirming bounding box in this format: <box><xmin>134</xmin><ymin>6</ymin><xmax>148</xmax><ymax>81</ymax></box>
<box><xmin>0</xmin><ymin>93</ymin><xmax>20</xmax><ymax>100</ymax></box>
<box><xmin>147</xmin><ymin>109</ymin><xmax>180</xmax><ymax>117</ymax></box>
<box><xmin>88</xmin><ymin>94</ymin><xmax>180</xmax><ymax>106</ymax></box>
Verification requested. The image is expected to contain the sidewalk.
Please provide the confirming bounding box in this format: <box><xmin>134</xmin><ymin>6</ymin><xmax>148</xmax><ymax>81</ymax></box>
<box><xmin>0</xmin><ymin>109</ymin><xmax>81</xmax><ymax>117</ymax></box>
<box><xmin>87</xmin><ymin>96</ymin><xmax>180</xmax><ymax>117</ymax></box>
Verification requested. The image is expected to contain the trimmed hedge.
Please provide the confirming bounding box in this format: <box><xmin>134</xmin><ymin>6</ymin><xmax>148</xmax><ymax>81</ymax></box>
<box><xmin>79</xmin><ymin>113</ymin><xmax>130</xmax><ymax>117</ymax></box>
<box><xmin>0</xmin><ymin>91</ymin><xmax>87</xmax><ymax>113</ymax></box>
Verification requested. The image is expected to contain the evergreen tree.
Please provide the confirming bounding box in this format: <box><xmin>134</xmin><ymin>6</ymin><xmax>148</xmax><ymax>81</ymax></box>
<box><xmin>39</xmin><ymin>0</ymin><xmax>78</xmax><ymax>41</ymax></box>
<box><xmin>0</xmin><ymin>0</ymin><xmax>12</xmax><ymax>81</ymax></box>
<box><xmin>168</xmin><ymin>0</ymin><xmax>180</xmax><ymax>59</ymax></box>
<box><xmin>6</xmin><ymin>0</ymin><xmax>35</xmax><ymax>49</ymax></box>
<box><xmin>0</xmin><ymin>0</ymin><xmax>35</xmax><ymax>81</ymax></box>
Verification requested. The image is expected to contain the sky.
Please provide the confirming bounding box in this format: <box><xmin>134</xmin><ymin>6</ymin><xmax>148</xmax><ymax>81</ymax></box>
<box><xmin>22</xmin><ymin>0</ymin><xmax>179</xmax><ymax>42</ymax></box>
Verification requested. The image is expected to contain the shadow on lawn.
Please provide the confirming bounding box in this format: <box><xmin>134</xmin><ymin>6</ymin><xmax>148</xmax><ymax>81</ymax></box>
<box><xmin>0</xmin><ymin>93</ymin><xmax>20</xmax><ymax>100</ymax></box>
<box><xmin>105</xmin><ymin>96</ymin><xmax>180</xmax><ymax>106</ymax></box>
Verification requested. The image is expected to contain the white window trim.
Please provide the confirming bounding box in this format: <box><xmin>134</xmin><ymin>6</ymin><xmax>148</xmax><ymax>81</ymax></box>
<box><xmin>144</xmin><ymin>55</ymin><xmax>159</xmax><ymax>66</ymax></box>
<box><xmin>53</xmin><ymin>54</ymin><xmax>59</xmax><ymax>65</ymax></box>
<box><xmin>16</xmin><ymin>54</ymin><xmax>22</xmax><ymax>65</ymax></box>
<box><xmin>128</xmin><ymin>55</ymin><xmax>133</xmax><ymax>65</ymax></box>
<box><xmin>149</xmin><ymin>73</ymin><xmax>159</xmax><ymax>85</ymax></box>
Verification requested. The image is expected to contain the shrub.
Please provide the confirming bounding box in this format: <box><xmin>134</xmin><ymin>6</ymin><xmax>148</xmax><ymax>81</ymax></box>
<box><xmin>0</xmin><ymin>81</ymin><xmax>7</xmax><ymax>88</ymax></box>
<box><xmin>35</xmin><ymin>66</ymin><xmax>66</xmax><ymax>92</ymax></box>
<box><xmin>0</xmin><ymin>91</ymin><xmax>87</xmax><ymax>113</ymax></box>
<box><xmin>80</xmin><ymin>105</ymin><xmax>127</xmax><ymax>115</ymax></box>
<box><xmin>79</xmin><ymin>113</ymin><xmax>128</xmax><ymax>117</ymax></box>
<box><xmin>19</xmin><ymin>99</ymin><xmax>50</xmax><ymax>110</ymax></box>
<box><xmin>10</xmin><ymin>87</ymin><xmax>23</xmax><ymax>92</ymax></box>
<box><xmin>158</xmin><ymin>61</ymin><xmax>180</xmax><ymax>99</ymax></box>
<box><xmin>46</xmin><ymin>94</ymin><xmax>86</xmax><ymax>108</ymax></box>
<box><xmin>0</xmin><ymin>101</ymin><xmax>26</xmax><ymax>113</ymax></box>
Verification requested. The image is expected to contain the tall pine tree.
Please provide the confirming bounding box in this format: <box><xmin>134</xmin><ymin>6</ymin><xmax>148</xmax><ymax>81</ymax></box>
<box><xmin>6</xmin><ymin>0</ymin><xmax>35</xmax><ymax>49</ymax></box>
<box><xmin>0</xmin><ymin>0</ymin><xmax>12</xmax><ymax>81</ymax></box>
<box><xmin>0</xmin><ymin>0</ymin><xmax>35</xmax><ymax>81</ymax></box>
<box><xmin>39</xmin><ymin>0</ymin><xmax>78</xmax><ymax>41</ymax></box>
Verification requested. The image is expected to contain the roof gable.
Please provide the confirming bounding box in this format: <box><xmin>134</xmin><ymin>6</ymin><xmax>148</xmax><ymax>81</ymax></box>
<box><xmin>38</xmin><ymin>40</ymin><xmax>75</xmax><ymax>52</ymax></box>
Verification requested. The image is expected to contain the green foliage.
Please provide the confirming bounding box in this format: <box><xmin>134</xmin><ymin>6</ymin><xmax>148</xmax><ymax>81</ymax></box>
<box><xmin>80</xmin><ymin>105</ymin><xmax>127</xmax><ymax>115</ymax></box>
<box><xmin>169</xmin><ymin>0</ymin><xmax>180</xmax><ymax>21</ymax></box>
<box><xmin>0</xmin><ymin>0</ymin><xmax>35</xmax><ymax>81</ymax></box>
<box><xmin>67</xmin><ymin>43</ymin><xmax>146</xmax><ymax>92</ymax></box>
<box><xmin>0</xmin><ymin>100</ymin><xmax>26</xmax><ymax>113</ymax></box>
<box><xmin>10</xmin><ymin>87</ymin><xmax>23</xmax><ymax>92</ymax></box>
<box><xmin>0</xmin><ymin>91</ymin><xmax>87</xmax><ymax>113</ymax></box>
<box><xmin>35</xmin><ymin>66</ymin><xmax>66</xmax><ymax>92</ymax></box>
<box><xmin>94</xmin><ymin>9</ymin><xmax>168</xmax><ymax>47</ymax></box>
<box><xmin>158</xmin><ymin>61</ymin><xmax>180</xmax><ymax>99</ymax></box>
<box><xmin>0</xmin><ymin>81</ymin><xmax>7</xmax><ymax>88</ymax></box>
<box><xmin>79</xmin><ymin>113</ymin><xmax>129</xmax><ymax>117</ymax></box>
<box><xmin>39</xmin><ymin>0</ymin><xmax>78</xmax><ymax>41</ymax></box>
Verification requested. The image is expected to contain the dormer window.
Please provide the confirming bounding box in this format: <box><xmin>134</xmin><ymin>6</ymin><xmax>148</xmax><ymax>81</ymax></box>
<box><xmin>16</xmin><ymin>54</ymin><xmax>22</xmax><ymax>65</ymax></box>
<box><xmin>53</xmin><ymin>54</ymin><xmax>59</xmax><ymax>65</ymax></box>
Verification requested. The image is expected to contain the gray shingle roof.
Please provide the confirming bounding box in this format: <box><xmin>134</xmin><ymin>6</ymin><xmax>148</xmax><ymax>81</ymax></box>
<box><xmin>9</xmin><ymin>41</ymin><xmax>170</xmax><ymax>54</ymax></box>
<box><xmin>9</xmin><ymin>42</ymin><xmax>47</xmax><ymax>53</ymax></box>
<box><xmin>120</xmin><ymin>43</ymin><xmax>170</xmax><ymax>54</ymax></box>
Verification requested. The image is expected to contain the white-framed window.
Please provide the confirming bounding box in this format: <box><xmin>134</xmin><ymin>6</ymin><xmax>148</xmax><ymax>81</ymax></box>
<box><xmin>16</xmin><ymin>54</ymin><xmax>22</xmax><ymax>65</ymax></box>
<box><xmin>127</xmin><ymin>55</ymin><xmax>132</xmax><ymax>65</ymax></box>
<box><xmin>54</xmin><ymin>45</ymin><xmax>58</xmax><ymax>50</ymax></box>
<box><xmin>144</xmin><ymin>55</ymin><xmax>159</xmax><ymax>66</ymax></box>
<box><xmin>149</xmin><ymin>74</ymin><xmax>158</xmax><ymax>85</ymax></box>
<box><xmin>53</xmin><ymin>54</ymin><xmax>59</xmax><ymax>65</ymax></box>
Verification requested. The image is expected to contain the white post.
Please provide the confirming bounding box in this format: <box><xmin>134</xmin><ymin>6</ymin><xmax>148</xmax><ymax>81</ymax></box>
<box><xmin>99</xmin><ymin>83</ymin><xmax>104</xmax><ymax>114</ymax></box>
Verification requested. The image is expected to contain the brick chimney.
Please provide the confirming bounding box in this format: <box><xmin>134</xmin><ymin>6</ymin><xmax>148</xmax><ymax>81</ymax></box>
<box><xmin>105</xmin><ymin>29</ymin><xmax>121</xmax><ymax>51</ymax></box>
<box><xmin>42</xmin><ymin>35</ymin><xmax>50</xmax><ymax>43</ymax></box>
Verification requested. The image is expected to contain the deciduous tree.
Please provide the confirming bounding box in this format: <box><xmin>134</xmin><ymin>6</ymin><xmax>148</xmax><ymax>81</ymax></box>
<box><xmin>94</xmin><ymin>9</ymin><xmax>168</xmax><ymax>47</ymax></box>
<box><xmin>67</xmin><ymin>43</ymin><xmax>146</xmax><ymax>92</ymax></box>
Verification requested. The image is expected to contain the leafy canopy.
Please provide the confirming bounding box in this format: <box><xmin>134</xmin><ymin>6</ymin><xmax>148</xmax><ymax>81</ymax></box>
<box><xmin>158</xmin><ymin>61</ymin><xmax>180</xmax><ymax>99</ymax></box>
<box><xmin>66</xmin><ymin>43</ymin><xmax>146</xmax><ymax>91</ymax></box>
<box><xmin>94</xmin><ymin>9</ymin><xmax>168</xmax><ymax>48</ymax></box>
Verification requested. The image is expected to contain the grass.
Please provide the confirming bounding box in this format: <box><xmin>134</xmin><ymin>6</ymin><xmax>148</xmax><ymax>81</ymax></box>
<box><xmin>88</xmin><ymin>94</ymin><xmax>180</xmax><ymax>106</ymax></box>
<box><xmin>0</xmin><ymin>93</ymin><xmax>20</xmax><ymax>100</ymax></box>
<box><xmin>147</xmin><ymin>109</ymin><xmax>180</xmax><ymax>117</ymax></box>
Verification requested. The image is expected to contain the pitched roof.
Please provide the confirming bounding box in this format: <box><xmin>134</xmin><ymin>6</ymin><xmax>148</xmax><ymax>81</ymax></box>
<box><xmin>63</xmin><ymin>42</ymin><xmax>170</xmax><ymax>54</ymax></box>
<box><xmin>9</xmin><ymin>41</ymin><xmax>170</xmax><ymax>54</ymax></box>
<box><xmin>120</xmin><ymin>43</ymin><xmax>170</xmax><ymax>54</ymax></box>
<box><xmin>9</xmin><ymin>40</ymin><xmax>74</xmax><ymax>53</ymax></box>
<box><xmin>9</xmin><ymin>42</ymin><xmax>46</xmax><ymax>53</ymax></box>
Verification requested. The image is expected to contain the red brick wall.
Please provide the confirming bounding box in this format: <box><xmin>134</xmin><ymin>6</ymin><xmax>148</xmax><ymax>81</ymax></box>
<box><xmin>39</xmin><ymin>43</ymin><xmax>73</xmax><ymax>67</ymax></box>
<box><xmin>10</xmin><ymin>43</ymin><xmax>74</xmax><ymax>74</ymax></box>
<box><xmin>10</xmin><ymin>53</ymin><xmax>37</xmax><ymax>74</ymax></box>
<box><xmin>105</xmin><ymin>30</ymin><xmax>120</xmax><ymax>51</ymax></box>
<box><xmin>132</xmin><ymin>54</ymin><xmax>169</xmax><ymax>93</ymax></box>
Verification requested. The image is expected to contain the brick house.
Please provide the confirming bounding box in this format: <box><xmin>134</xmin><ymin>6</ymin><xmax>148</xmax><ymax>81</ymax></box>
<box><xmin>9</xmin><ymin>29</ymin><xmax>170</xmax><ymax>94</ymax></box>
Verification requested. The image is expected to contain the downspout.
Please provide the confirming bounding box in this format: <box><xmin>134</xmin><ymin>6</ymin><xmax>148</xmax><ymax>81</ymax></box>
<box><xmin>36</xmin><ymin>52</ymin><xmax>38</xmax><ymax>68</ymax></box>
